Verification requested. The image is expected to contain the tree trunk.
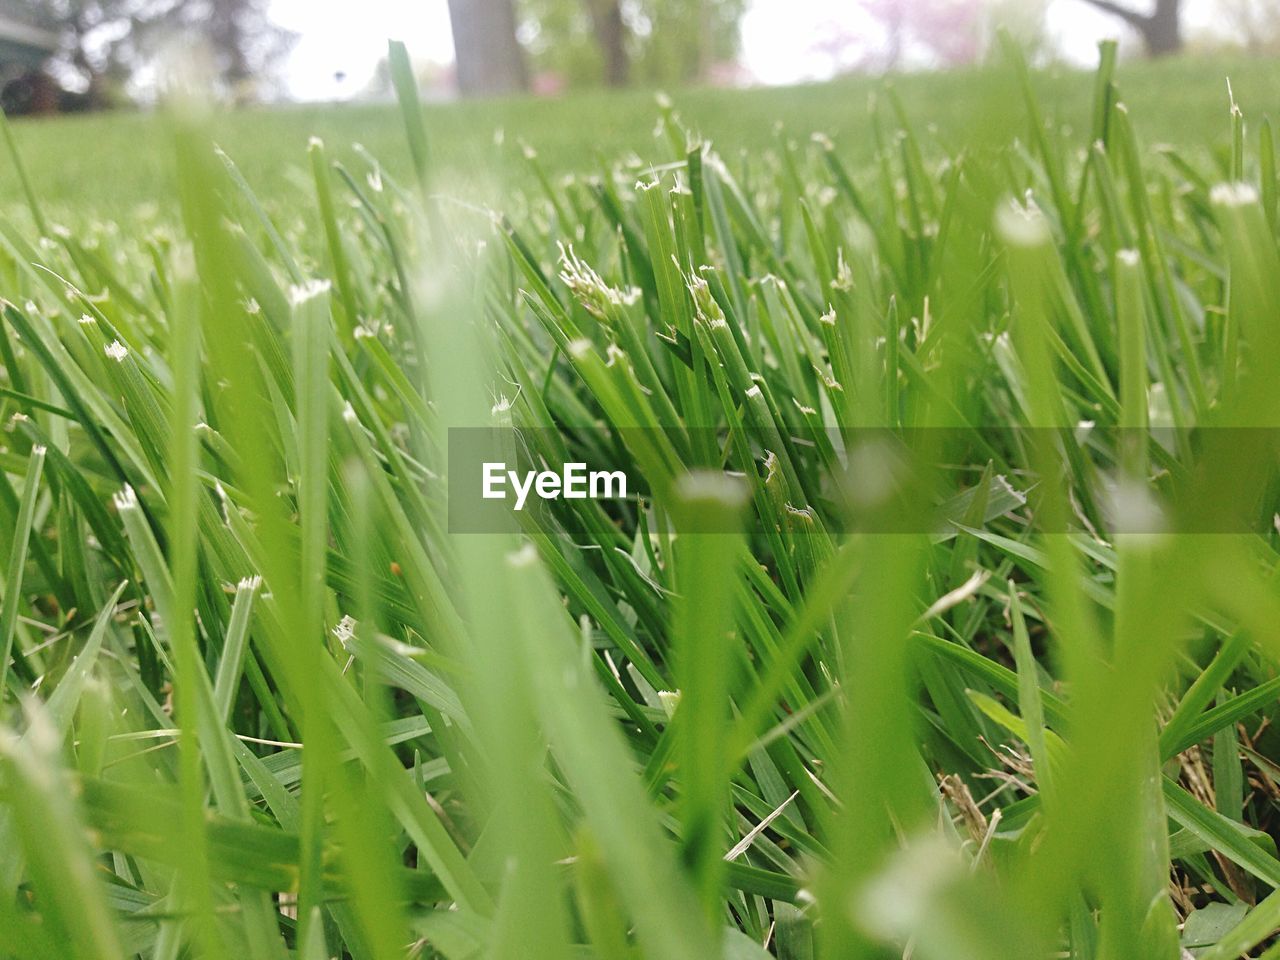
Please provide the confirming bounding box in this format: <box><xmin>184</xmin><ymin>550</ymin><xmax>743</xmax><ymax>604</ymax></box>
<box><xmin>1076</xmin><ymin>0</ymin><xmax>1183</xmax><ymax>57</ymax></box>
<box><xmin>447</xmin><ymin>0</ymin><xmax>528</xmax><ymax>96</ymax></box>
<box><xmin>584</xmin><ymin>0</ymin><xmax>629</xmax><ymax>87</ymax></box>
<box><xmin>1141</xmin><ymin>0</ymin><xmax>1183</xmax><ymax>56</ymax></box>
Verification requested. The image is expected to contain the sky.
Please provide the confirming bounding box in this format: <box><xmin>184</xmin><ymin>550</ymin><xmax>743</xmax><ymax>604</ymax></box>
<box><xmin>269</xmin><ymin>0</ymin><xmax>1216</xmax><ymax>102</ymax></box>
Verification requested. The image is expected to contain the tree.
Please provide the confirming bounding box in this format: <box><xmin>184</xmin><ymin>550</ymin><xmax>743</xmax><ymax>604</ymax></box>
<box><xmin>447</xmin><ymin>0</ymin><xmax>528</xmax><ymax>96</ymax></box>
<box><xmin>583</xmin><ymin>0</ymin><xmax>628</xmax><ymax>87</ymax></box>
<box><xmin>861</xmin><ymin>0</ymin><xmax>908</xmax><ymax>69</ymax></box>
<box><xmin>17</xmin><ymin>0</ymin><xmax>293</xmax><ymax>105</ymax></box>
<box><xmin>856</xmin><ymin>0</ymin><xmax>985</xmax><ymax>71</ymax></box>
<box><xmin>634</xmin><ymin>0</ymin><xmax>747</xmax><ymax>85</ymax></box>
<box><xmin>158</xmin><ymin>0</ymin><xmax>296</xmax><ymax>99</ymax></box>
<box><xmin>1075</xmin><ymin>0</ymin><xmax>1183</xmax><ymax>56</ymax></box>
<box><xmin>521</xmin><ymin>0</ymin><xmax>746</xmax><ymax>90</ymax></box>
<box><xmin>1217</xmin><ymin>0</ymin><xmax>1280</xmax><ymax>53</ymax></box>
<box><xmin>900</xmin><ymin>0</ymin><xmax>984</xmax><ymax>68</ymax></box>
<box><xmin>9</xmin><ymin>0</ymin><xmax>137</xmax><ymax>105</ymax></box>
<box><xmin>988</xmin><ymin>0</ymin><xmax>1050</xmax><ymax>60</ymax></box>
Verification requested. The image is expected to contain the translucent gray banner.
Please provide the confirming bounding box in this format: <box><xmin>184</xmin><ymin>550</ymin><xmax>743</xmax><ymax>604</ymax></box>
<box><xmin>446</xmin><ymin>426</ymin><xmax>1280</xmax><ymax>536</ymax></box>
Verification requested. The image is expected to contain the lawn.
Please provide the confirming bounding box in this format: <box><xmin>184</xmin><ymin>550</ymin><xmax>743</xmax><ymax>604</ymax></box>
<box><xmin>4</xmin><ymin>54</ymin><xmax>1278</xmax><ymax>220</ymax></box>
<box><xmin>3</xmin><ymin>39</ymin><xmax>1280</xmax><ymax>960</ymax></box>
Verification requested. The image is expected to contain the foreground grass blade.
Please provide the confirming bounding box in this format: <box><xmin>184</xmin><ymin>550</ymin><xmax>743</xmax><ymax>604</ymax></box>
<box><xmin>0</xmin><ymin>704</ymin><xmax>124</xmax><ymax>960</ymax></box>
<box><xmin>0</xmin><ymin>445</ymin><xmax>44</xmax><ymax>694</ymax></box>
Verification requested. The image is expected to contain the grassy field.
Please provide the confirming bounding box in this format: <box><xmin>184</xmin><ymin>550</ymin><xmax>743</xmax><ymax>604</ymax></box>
<box><xmin>5</xmin><ymin>54</ymin><xmax>1279</xmax><ymax>221</ymax></box>
<box><xmin>3</xmin><ymin>38</ymin><xmax>1280</xmax><ymax>960</ymax></box>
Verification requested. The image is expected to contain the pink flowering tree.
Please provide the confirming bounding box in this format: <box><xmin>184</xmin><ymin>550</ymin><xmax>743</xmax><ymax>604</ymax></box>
<box><xmin>854</xmin><ymin>0</ymin><xmax>986</xmax><ymax>71</ymax></box>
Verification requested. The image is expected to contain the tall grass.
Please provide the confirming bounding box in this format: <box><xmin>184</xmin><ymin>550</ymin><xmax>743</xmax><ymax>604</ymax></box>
<box><xmin>2</xmin><ymin>38</ymin><xmax>1280</xmax><ymax>960</ymax></box>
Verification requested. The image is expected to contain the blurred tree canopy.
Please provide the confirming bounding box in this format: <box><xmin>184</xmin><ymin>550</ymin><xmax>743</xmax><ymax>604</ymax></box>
<box><xmin>1218</xmin><ymin>0</ymin><xmax>1280</xmax><ymax>52</ymax></box>
<box><xmin>520</xmin><ymin>0</ymin><xmax>747</xmax><ymax>89</ymax></box>
<box><xmin>854</xmin><ymin>0</ymin><xmax>1049</xmax><ymax>71</ymax></box>
<box><xmin>857</xmin><ymin>0</ymin><xmax>985</xmax><ymax>70</ymax></box>
<box><xmin>13</xmin><ymin>0</ymin><xmax>293</xmax><ymax>105</ymax></box>
<box><xmin>156</xmin><ymin>0</ymin><xmax>295</xmax><ymax>96</ymax></box>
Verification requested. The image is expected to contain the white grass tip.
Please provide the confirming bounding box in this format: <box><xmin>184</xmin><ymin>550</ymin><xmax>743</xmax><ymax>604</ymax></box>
<box><xmin>288</xmin><ymin>279</ymin><xmax>331</xmax><ymax>306</ymax></box>
<box><xmin>675</xmin><ymin>470</ymin><xmax>750</xmax><ymax>510</ymax></box>
<box><xmin>558</xmin><ymin>244</ymin><xmax>640</xmax><ymax>318</ymax></box>
<box><xmin>113</xmin><ymin>485</ymin><xmax>138</xmax><ymax>512</ymax></box>
<box><xmin>104</xmin><ymin>340</ymin><xmax>128</xmax><ymax>362</ymax></box>
<box><xmin>1104</xmin><ymin>480</ymin><xmax>1167</xmax><ymax>537</ymax></box>
<box><xmin>78</xmin><ymin>313</ymin><xmax>97</xmax><ymax>325</ymax></box>
<box><xmin>657</xmin><ymin>689</ymin><xmax>681</xmax><ymax>718</ymax></box>
<box><xmin>1117</xmin><ymin>248</ymin><xmax>1140</xmax><ymax>268</ymax></box>
<box><xmin>506</xmin><ymin>542</ymin><xmax>539</xmax><ymax>569</ymax></box>
<box><xmin>995</xmin><ymin>199</ymin><xmax>1051</xmax><ymax>248</ymax></box>
<box><xmin>332</xmin><ymin>614</ymin><xmax>357</xmax><ymax>649</ymax></box>
<box><xmin>1210</xmin><ymin>182</ymin><xmax>1259</xmax><ymax>208</ymax></box>
<box><xmin>845</xmin><ymin>439</ymin><xmax>905</xmax><ymax>509</ymax></box>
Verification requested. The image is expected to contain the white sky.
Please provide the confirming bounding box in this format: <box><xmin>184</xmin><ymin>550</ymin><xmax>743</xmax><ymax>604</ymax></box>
<box><xmin>270</xmin><ymin>0</ymin><xmax>1218</xmax><ymax>101</ymax></box>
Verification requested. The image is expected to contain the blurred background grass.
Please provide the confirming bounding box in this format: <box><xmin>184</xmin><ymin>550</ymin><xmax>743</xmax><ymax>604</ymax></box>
<box><xmin>5</xmin><ymin>55</ymin><xmax>1277</xmax><ymax>221</ymax></box>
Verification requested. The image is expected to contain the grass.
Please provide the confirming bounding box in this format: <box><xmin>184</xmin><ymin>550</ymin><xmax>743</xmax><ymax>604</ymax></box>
<box><xmin>1</xmin><ymin>35</ymin><xmax>1280</xmax><ymax>960</ymax></box>
<box><xmin>4</xmin><ymin>53</ymin><xmax>1280</xmax><ymax>221</ymax></box>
